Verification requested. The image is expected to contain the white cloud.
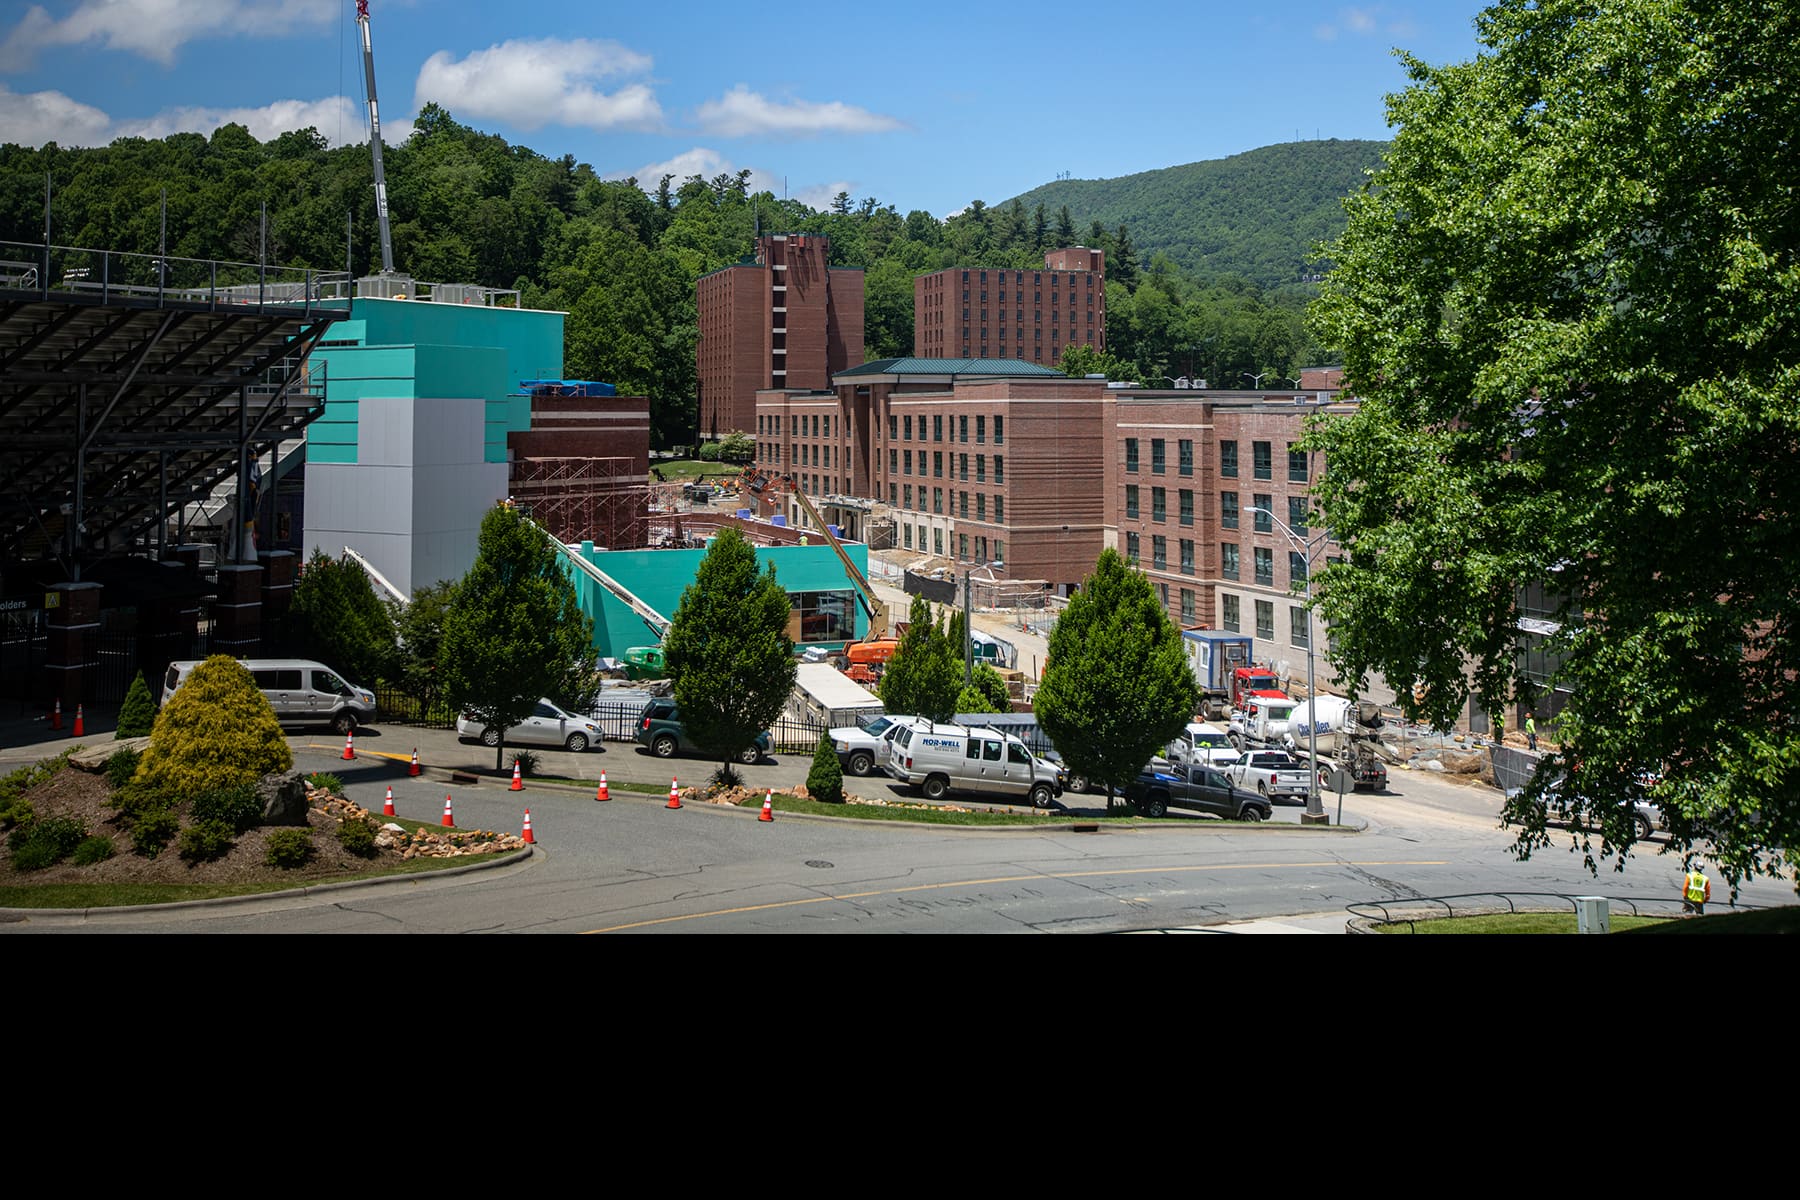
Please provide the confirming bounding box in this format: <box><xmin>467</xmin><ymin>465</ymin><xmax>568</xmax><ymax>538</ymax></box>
<box><xmin>0</xmin><ymin>84</ymin><xmax>113</xmax><ymax>148</ymax></box>
<box><xmin>696</xmin><ymin>85</ymin><xmax>902</xmax><ymax>139</ymax></box>
<box><xmin>0</xmin><ymin>85</ymin><xmax>407</xmax><ymax>150</ymax></box>
<box><xmin>414</xmin><ymin>38</ymin><xmax>662</xmax><ymax>132</ymax></box>
<box><xmin>605</xmin><ymin>147</ymin><xmax>851</xmax><ymax>212</ymax></box>
<box><xmin>0</xmin><ymin>0</ymin><xmax>336</xmax><ymax>70</ymax></box>
<box><xmin>1314</xmin><ymin>5</ymin><xmax>1405</xmax><ymax>41</ymax></box>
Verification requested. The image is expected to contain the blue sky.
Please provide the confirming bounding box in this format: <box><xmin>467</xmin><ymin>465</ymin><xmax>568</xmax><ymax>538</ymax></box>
<box><xmin>1</xmin><ymin>0</ymin><xmax>1492</xmax><ymax>217</ymax></box>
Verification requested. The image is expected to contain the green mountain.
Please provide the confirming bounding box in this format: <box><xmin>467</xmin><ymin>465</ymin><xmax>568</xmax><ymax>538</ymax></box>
<box><xmin>1006</xmin><ymin>139</ymin><xmax>1389</xmax><ymax>288</ymax></box>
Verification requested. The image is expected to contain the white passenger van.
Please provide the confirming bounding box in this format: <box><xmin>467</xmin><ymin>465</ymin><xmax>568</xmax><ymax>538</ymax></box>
<box><xmin>885</xmin><ymin>720</ymin><xmax>1064</xmax><ymax>809</ymax></box>
<box><xmin>161</xmin><ymin>659</ymin><xmax>378</xmax><ymax>732</ymax></box>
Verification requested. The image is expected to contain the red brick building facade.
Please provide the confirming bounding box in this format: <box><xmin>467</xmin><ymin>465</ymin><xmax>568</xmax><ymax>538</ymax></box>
<box><xmin>506</xmin><ymin>383</ymin><xmax>652</xmax><ymax>548</ymax></box>
<box><xmin>913</xmin><ymin>247</ymin><xmax>1106</xmax><ymax>365</ymax></box>
<box><xmin>697</xmin><ymin>234</ymin><xmax>864</xmax><ymax>443</ymax></box>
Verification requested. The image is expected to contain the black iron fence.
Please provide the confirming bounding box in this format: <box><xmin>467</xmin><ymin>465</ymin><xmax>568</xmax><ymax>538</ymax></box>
<box><xmin>367</xmin><ymin>687</ymin><xmax>831</xmax><ymax>755</ymax></box>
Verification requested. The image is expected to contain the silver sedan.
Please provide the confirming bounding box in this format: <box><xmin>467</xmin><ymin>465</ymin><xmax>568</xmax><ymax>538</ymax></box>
<box><xmin>456</xmin><ymin>699</ymin><xmax>604</xmax><ymax>753</ymax></box>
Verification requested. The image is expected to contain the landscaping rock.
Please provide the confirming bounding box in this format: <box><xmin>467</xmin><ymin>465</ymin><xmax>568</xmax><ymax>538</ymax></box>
<box><xmin>257</xmin><ymin>769</ymin><xmax>311</xmax><ymax>826</ymax></box>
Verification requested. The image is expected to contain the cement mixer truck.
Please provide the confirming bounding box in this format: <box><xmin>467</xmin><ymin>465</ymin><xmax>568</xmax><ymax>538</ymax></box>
<box><xmin>1283</xmin><ymin>695</ymin><xmax>1391</xmax><ymax>792</ymax></box>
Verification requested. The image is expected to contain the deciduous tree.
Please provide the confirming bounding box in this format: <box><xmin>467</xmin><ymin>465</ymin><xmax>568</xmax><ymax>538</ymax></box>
<box><xmin>662</xmin><ymin>527</ymin><xmax>796</xmax><ymax>782</ymax></box>
<box><xmin>878</xmin><ymin>593</ymin><xmax>959</xmax><ymax>722</ymax></box>
<box><xmin>285</xmin><ymin>550</ymin><xmax>397</xmax><ymax>684</ymax></box>
<box><xmin>1305</xmin><ymin>0</ymin><xmax>1800</xmax><ymax>886</ymax></box>
<box><xmin>1033</xmin><ymin>549</ymin><xmax>1196</xmax><ymax>809</ymax></box>
<box><xmin>439</xmin><ymin>505</ymin><xmax>596</xmax><ymax>770</ymax></box>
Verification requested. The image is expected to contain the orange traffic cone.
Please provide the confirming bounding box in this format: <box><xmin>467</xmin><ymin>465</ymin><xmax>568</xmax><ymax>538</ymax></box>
<box><xmin>666</xmin><ymin>778</ymin><xmax>682</xmax><ymax>810</ymax></box>
<box><xmin>510</xmin><ymin>759</ymin><xmax>524</xmax><ymax>791</ymax></box>
<box><xmin>595</xmin><ymin>771</ymin><xmax>610</xmax><ymax>802</ymax></box>
<box><xmin>51</xmin><ymin>698</ymin><xmax>62</xmax><ymax>731</ymax></box>
<box><xmin>408</xmin><ymin>748</ymin><xmax>421</xmax><ymax>777</ymax></box>
<box><xmin>759</xmin><ymin>789</ymin><xmax>774</xmax><ymax>823</ymax></box>
<box><xmin>382</xmin><ymin>786</ymin><xmax>395</xmax><ymax>817</ymax></box>
<box><xmin>521</xmin><ymin>809</ymin><xmax>536</xmax><ymax>844</ymax></box>
<box><xmin>441</xmin><ymin>794</ymin><xmax>455</xmax><ymax>827</ymax></box>
<box><xmin>341</xmin><ymin>729</ymin><xmax>355</xmax><ymax>761</ymax></box>
<box><xmin>73</xmin><ymin>703</ymin><xmax>85</xmax><ymax>738</ymax></box>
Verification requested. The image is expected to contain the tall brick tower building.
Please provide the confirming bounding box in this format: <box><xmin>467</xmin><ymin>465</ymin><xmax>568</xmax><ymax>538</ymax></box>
<box><xmin>696</xmin><ymin>234</ymin><xmax>864</xmax><ymax>442</ymax></box>
<box><xmin>913</xmin><ymin>246</ymin><xmax>1106</xmax><ymax>365</ymax></box>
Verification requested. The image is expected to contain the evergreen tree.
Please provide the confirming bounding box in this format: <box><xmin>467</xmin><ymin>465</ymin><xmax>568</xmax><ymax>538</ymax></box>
<box><xmin>393</xmin><ymin>579</ymin><xmax>459</xmax><ymax>703</ymax></box>
<box><xmin>286</xmin><ymin>550</ymin><xmax>397</xmax><ymax>685</ymax></box>
<box><xmin>1055</xmin><ymin>205</ymin><xmax>1077</xmax><ymax>247</ymax></box>
<box><xmin>1034</xmin><ymin>549</ymin><xmax>1197</xmax><ymax>809</ymax></box>
<box><xmin>971</xmin><ymin>663</ymin><xmax>1012</xmax><ymax>712</ymax></box>
<box><xmin>439</xmin><ymin>505</ymin><xmax>597</xmax><ymax>770</ymax></box>
<box><xmin>879</xmin><ymin>594</ymin><xmax>960</xmax><ymax>722</ymax></box>
<box><xmin>136</xmin><ymin>655</ymin><xmax>292</xmax><ymax>797</ymax></box>
<box><xmin>116</xmin><ymin>670</ymin><xmax>156</xmax><ymax>738</ymax></box>
<box><xmin>662</xmin><ymin>527</ymin><xmax>796</xmax><ymax>782</ymax></box>
<box><xmin>806</xmin><ymin>731</ymin><xmax>845</xmax><ymax>804</ymax></box>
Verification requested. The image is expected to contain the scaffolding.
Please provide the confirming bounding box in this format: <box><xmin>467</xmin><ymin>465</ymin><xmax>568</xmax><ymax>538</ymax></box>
<box><xmin>509</xmin><ymin>456</ymin><xmax>648</xmax><ymax>549</ymax></box>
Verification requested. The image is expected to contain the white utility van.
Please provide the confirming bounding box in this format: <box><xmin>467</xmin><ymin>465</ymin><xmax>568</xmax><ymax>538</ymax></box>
<box><xmin>162</xmin><ymin>659</ymin><xmax>378</xmax><ymax>732</ymax></box>
<box><xmin>885</xmin><ymin>720</ymin><xmax>1063</xmax><ymax>809</ymax></box>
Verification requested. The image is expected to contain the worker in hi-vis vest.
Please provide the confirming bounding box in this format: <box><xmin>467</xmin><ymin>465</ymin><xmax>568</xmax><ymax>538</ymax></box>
<box><xmin>1683</xmin><ymin>867</ymin><xmax>1711</xmax><ymax>916</ymax></box>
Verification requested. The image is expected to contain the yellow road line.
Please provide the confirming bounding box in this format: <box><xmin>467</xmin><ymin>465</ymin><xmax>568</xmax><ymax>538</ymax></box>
<box><xmin>583</xmin><ymin>859</ymin><xmax>1448</xmax><ymax>932</ymax></box>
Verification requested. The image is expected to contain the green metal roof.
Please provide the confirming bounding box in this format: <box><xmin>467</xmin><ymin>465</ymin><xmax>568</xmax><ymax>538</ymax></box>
<box><xmin>835</xmin><ymin>357</ymin><xmax>1068</xmax><ymax>380</ymax></box>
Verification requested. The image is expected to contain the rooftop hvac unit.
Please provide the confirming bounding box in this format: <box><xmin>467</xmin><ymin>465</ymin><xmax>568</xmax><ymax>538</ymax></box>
<box><xmin>434</xmin><ymin>282</ymin><xmax>487</xmax><ymax>305</ymax></box>
<box><xmin>356</xmin><ymin>273</ymin><xmax>416</xmax><ymax>299</ymax></box>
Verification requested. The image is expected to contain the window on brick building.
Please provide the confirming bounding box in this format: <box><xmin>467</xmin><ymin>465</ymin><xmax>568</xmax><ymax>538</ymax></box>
<box><xmin>976</xmin><ymin>455</ymin><xmax>986</xmax><ymax>483</ymax></box>
<box><xmin>1152</xmin><ymin>487</ymin><xmax>1166</xmax><ymax>522</ymax></box>
<box><xmin>976</xmin><ymin>415</ymin><xmax>986</xmax><ymax>443</ymax></box>
<box><xmin>960</xmin><ymin>492</ymin><xmax>969</xmax><ymax>518</ymax></box>
<box><xmin>1254</xmin><ymin>496</ymin><xmax>1272</xmax><ymax>533</ymax></box>
<box><xmin>934</xmin><ymin>488</ymin><xmax>943</xmax><ymax>514</ymax></box>
<box><xmin>1288</xmin><ymin>495</ymin><xmax>1309</xmax><ymax>535</ymax></box>
<box><xmin>904</xmin><ymin>484</ymin><xmax>912</xmax><ymax>508</ymax></box>
<box><xmin>1288</xmin><ymin>442</ymin><xmax>1309</xmax><ymax>482</ymax></box>
<box><xmin>1152</xmin><ymin>439</ymin><xmax>1166</xmax><ymax>474</ymax></box>
<box><xmin>1223</xmin><ymin>593</ymin><xmax>1241</xmax><ymax>632</ymax></box>
<box><xmin>1125</xmin><ymin>438</ymin><xmax>1139</xmax><ymax>473</ymax></box>
<box><xmin>888</xmin><ymin>414</ymin><xmax>897</xmax><ymax>438</ymax></box>
<box><xmin>1256</xmin><ymin>600</ymin><xmax>1275</xmax><ymax>640</ymax></box>
<box><xmin>1290</xmin><ymin>605</ymin><xmax>1310</xmax><ymax>649</ymax></box>
<box><xmin>1222</xmin><ymin>542</ymin><xmax>1239</xmax><ymax>580</ymax></box>
<box><xmin>1125</xmin><ymin>485</ymin><xmax>1139</xmax><ymax>519</ymax></box>
<box><xmin>934</xmin><ymin>452</ymin><xmax>943</xmax><ymax>478</ymax></box>
<box><xmin>1180</xmin><ymin>539</ymin><xmax>1194</xmax><ymax>576</ymax></box>
<box><xmin>1152</xmin><ymin>536</ymin><xmax>1167</xmax><ymax>570</ymax></box>
<box><xmin>904</xmin><ymin>524</ymin><xmax>913</xmax><ymax>549</ymax></box>
<box><xmin>960</xmin><ymin>453</ymin><xmax>968</xmax><ymax>481</ymax></box>
<box><xmin>889</xmin><ymin>449</ymin><xmax>897</xmax><ymax>474</ymax></box>
<box><xmin>933</xmin><ymin>416</ymin><xmax>942</xmax><ymax>441</ymax></box>
<box><xmin>889</xmin><ymin>484</ymin><xmax>897</xmax><ymax>506</ymax></box>
<box><xmin>977</xmin><ymin>493</ymin><xmax>987</xmax><ymax>521</ymax></box>
<box><xmin>1290</xmin><ymin>552</ymin><xmax>1308</xmax><ymax>588</ymax></box>
<box><xmin>1220</xmin><ymin>440</ymin><xmax>1238</xmax><ymax>477</ymax></box>
<box><xmin>1221</xmin><ymin>492</ymin><xmax>1238</xmax><ymax>529</ymax></box>
<box><xmin>1254</xmin><ymin>547</ymin><xmax>1274</xmax><ymax>587</ymax></box>
<box><xmin>1179</xmin><ymin>439</ymin><xmax>1193</xmax><ymax>476</ymax></box>
<box><xmin>1253</xmin><ymin>441</ymin><xmax>1272</xmax><ymax>480</ymax></box>
<box><xmin>995</xmin><ymin>456</ymin><xmax>1004</xmax><ymax>482</ymax></box>
<box><xmin>1126</xmin><ymin>533</ymin><xmax>1140</xmax><ymax>562</ymax></box>
<box><xmin>960</xmin><ymin>415</ymin><xmax>968</xmax><ymax>442</ymax></box>
<box><xmin>1179</xmin><ymin>489</ymin><xmax>1194</xmax><ymax>526</ymax></box>
<box><xmin>1181</xmin><ymin>588</ymin><xmax>1196</xmax><ymax>623</ymax></box>
<box><xmin>994</xmin><ymin>495</ymin><xmax>1003</xmax><ymax>521</ymax></box>
<box><xmin>904</xmin><ymin>415</ymin><xmax>912</xmax><ymax>440</ymax></box>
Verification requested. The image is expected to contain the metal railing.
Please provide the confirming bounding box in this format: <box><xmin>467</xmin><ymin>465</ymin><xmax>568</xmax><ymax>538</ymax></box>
<box><xmin>1</xmin><ymin>238</ymin><xmax>351</xmax><ymax>315</ymax></box>
<box><xmin>1346</xmin><ymin>891</ymin><xmax>1767</xmax><ymax>932</ymax></box>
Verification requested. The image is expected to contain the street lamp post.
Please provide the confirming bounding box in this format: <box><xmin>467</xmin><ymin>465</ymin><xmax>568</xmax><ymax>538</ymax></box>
<box><xmin>1242</xmin><ymin>370</ymin><xmax>1269</xmax><ymax>389</ymax></box>
<box><xmin>1247</xmin><ymin>505</ymin><xmax>1330</xmax><ymax>825</ymax></box>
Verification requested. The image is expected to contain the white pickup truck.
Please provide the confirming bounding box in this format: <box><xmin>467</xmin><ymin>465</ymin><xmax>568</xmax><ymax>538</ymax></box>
<box><xmin>1226</xmin><ymin>751</ymin><xmax>1314</xmax><ymax>802</ymax></box>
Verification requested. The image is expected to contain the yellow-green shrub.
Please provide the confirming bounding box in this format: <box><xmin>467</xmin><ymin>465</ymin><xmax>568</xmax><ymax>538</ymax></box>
<box><xmin>135</xmin><ymin>655</ymin><xmax>292</xmax><ymax>798</ymax></box>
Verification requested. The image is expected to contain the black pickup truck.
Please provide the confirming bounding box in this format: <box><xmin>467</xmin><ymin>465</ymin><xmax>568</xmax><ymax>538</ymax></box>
<box><xmin>1124</xmin><ymin>762</ymin><xmax>1273</xmax><ymax>822</ymax></box>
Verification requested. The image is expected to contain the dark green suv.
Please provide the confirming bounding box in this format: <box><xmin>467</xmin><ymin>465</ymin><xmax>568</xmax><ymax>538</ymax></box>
<box><xmin>634</xmin><ymin>699</ymin><xmax>773</xmax><ymax>764</ymax></box>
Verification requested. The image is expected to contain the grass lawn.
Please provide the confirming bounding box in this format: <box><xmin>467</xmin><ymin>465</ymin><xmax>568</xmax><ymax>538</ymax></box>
<box><xmin>0</xmin><ymin>854</ymin><xmax>509</xmax><ymax>909</ymax></box>
<box><xmin>651</xmin><ymin>459</ymin><xmax>745</xmax><ymax>481</ymax></box>
<box><xmin>1374</xmin><ymin>907</ymin><xmax>1800</xmax><ymax>933</ymax></box>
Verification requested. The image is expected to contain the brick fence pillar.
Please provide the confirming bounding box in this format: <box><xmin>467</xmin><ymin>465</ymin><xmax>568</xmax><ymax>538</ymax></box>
<box><xmin>44</xmin><ymin>580</ymin><xmax>103</xmax><ymax>710</ymax></box>
<box><xmin>211</xmin><ymin>563</ymin><xmax>263</xmax><ymax>659</ymax></box>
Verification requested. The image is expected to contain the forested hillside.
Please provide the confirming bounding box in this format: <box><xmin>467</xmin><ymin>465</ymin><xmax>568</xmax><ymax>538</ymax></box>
<box><xmin>1</xmin><ymin>110</ymin><xmax>1347</xmax><ymax>446</ymax></box>
<box><xmin>1007</xmin><ymin>140</ymin><xmax>1388</xmax><ymax>289</ymax></box>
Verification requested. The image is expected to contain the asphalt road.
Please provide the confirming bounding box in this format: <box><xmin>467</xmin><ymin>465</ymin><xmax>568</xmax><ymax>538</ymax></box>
<box><xmin>6</xmin><ymin>722</ymin><xmax>1791</xmax><ymax>934</ymax></box>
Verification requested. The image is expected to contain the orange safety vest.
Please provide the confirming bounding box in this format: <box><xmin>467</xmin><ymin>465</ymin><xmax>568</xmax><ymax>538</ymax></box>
<box><xmin>1684</xmin><ymin>871</ymin><xmax>1710</xmax><ymax>903</ymax></box>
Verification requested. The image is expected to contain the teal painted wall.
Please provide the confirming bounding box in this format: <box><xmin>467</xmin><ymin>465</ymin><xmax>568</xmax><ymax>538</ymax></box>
<box><xmin>574</xmin><ymin>540</ymin><xmax>872</xmax><ymax>657</ymax></box>
<box><xmin>309</xmin><ymin>298</ymin><xmax>564</xmax><ymax>466</ymax></box>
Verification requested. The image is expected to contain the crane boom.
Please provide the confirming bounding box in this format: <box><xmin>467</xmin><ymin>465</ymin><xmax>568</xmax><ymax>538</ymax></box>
<box><xmin>355</xmin><ymin>1</ymin><xmax>396</xmax><ymax>274</ymax></box>
<box><xmin>741</xmin><ymin>468</ymin><xmax>888</xmax><ymax>640</ymax></box>
<box><xmin>524</xmin><ymin>515</ymin><xmax>671</xmax><ymax>640</ymax></box>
